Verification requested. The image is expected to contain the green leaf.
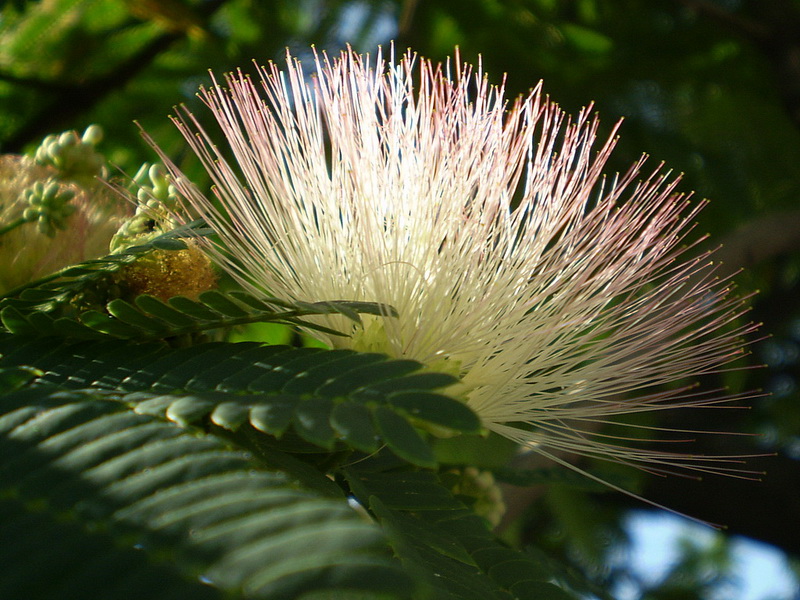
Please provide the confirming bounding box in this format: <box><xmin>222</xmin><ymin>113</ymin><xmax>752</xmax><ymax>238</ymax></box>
<box><xmin>151</xmin><ymin>237</ymin><xmax>188</xmax><ymax>251</ymax></box>
<box><xmin>307</xmin><ymin>300</ymin><xmax>361</xmax><ymax>323</ymax></box>
<box><xmin>370</xmin><ymin>498</ymin><xmax>477</xmax><ymax>566</ymax></box>
<box><xmin>52</xmin><ymin>315</ymin><xmax>105</xmax><ymax>338</ymax></box>
<box><xmin>249</xmin><ymin>395</ymin><xmax>300</xmax><ymax>437</ymax></box>
<box><xmin>198</xmin><ymin>290</ymin><xmax>250</xmax><ymax>318</ymax></box>
<box><xmin>3</xmin><ymin>287</ymin><xmax>399</xmax><ymax>343</ymax></box>
<box><xmin>135</xmin><ymin>294</ymin><xmax>196</xmax><ymax>327</ymax></box>
<box><xmin>163</xmin><ymin>394</ymin><xmax>218</xmax><ymax>426</ymax></box>
<box><xmin>79</xmin><ymin>309</ymin><xmax>142</xmax><ymax>337</ymax></box>
<box><xmin>0</xmin><ymin>335</ymin><xmax>480</xmax><ymax>466</ymax></box>
<box><xmin>168</xmin><ymin>295</ymin><xmax>223</xmax><ymax>321</ymax></box>
<box><xmin>373</xmin><ymin>406</ymin><xmax>436</xmax><ymax>468</ymax></box>
<box><xmin>512</xmin><ymin>582</ymin><xmax>583</xmax><ymax>600</ymax></box>
<box><xmin>0</xmin><ymin>305</ymin><xmax>33</xmax><ymax>334</ymax></box>
<box><xmin>344</xmin><ymin>469</ymin><xmax>581</xmax><ymax>600</ymax></box>
<box><xmin>210</xmin><ymin>400</ymin><xmax>251</xmax><ymax>429</ymax></box>
<box><xmin>346</xmin><ymin>471</ymin><xmax>469</xmax><ymax>511</ymax></box>
<box><xmin>486</xmin><ymin>557</ymin><xmax>552</xmax><ymax>594</ymax></box>
<box><xmin>330</xmin><ymin>402</ymin><xmax>379</xmax><ymax>453</ymax></box>
<box><xmin>0</xmin><ymin>365</ymin><xmax>41</xmax><ymax>393</ymax></box>
<box><xmin>389</xmin><ymin>391</ymin><xmax>482</xmax><ymax>434</ymax></box>
<box><xmin>364</xmin><ymin>498</ymin><xmax>500</xmax><ymax>600</ymax></box>
<box><xmin>294</xmin><ymin>397</ymin><xmax>337</xmax><ymax>449</ymax></box>
<box><xmin>246</xmin><ymin>347</ymin><xmax>327</xmax><ymax>392</ymax></box>
<box><xmin>367</xmin><ymin>372</ymin><xmax>460</xmax><ymax>393</ymax></box>
<box><xmin>321</xmin><ymin>360</ymin><xmax>422</xmax><ymax>397</ymax></box>
<box><xmin>0</xmin><ymin>496</ymin><xmax>222</xmax><ymax>600</ymax></box>
<box><xmin>107</xmin><ymin>298</ymin><xmax>168</xmax><ymax>332</ymax></box>
<box><xmin>0</xmin><ymin>386</ymin><xmax>413</xmax><ymax>600</ymax></box>
<box><xmin>281</xmin><ymin>351</ymin><xmax>384</xmax><ymax>395</ymax></box>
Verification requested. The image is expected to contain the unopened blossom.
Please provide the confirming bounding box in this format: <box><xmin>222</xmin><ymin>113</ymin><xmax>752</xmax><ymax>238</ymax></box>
<box><xmin>0</xmin><ymin>154</ymin><xmax>127</xmax><ymax>294</ymax></box>
<box><xmin>148</xmin><ymin>48</ymin><xmax>755</xmax><ymax>480</ymax></box>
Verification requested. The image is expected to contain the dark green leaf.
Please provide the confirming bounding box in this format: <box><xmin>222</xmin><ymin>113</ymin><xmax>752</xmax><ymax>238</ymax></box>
<box><xmin>249</xmin><ymin>394</ymin><xmax>299</xmax><ymax>437</ymax></box>
<box><xmin>320</xmin><ymin>360</ymin><xmax>422</xmax><ymax>397</ymax></box>
<box><xmin>52</xmin><ymin>316</ymin><xmax>104</xmax><ymax>338</ymax></box>
<box><xmin>0</xmin><ymin>386</ymin><xmax>412</xmax><ymax>599</ymax></box>
<box><xmin>0</xmin><ymin>335</ymin><xmax>470</xmax><ymax>466</ymax></box>
<box><xmin>168</xmin><ymin>296</ymin><xmax>222</xmax><ymax>321</ymax></box>
<box><xmin>367</xmin><ymin>372</ymin><xmax>460</xmax><ymax>393</ymax></box>
<box><xmin>210</xmin><ymin>400</ymin><xmax>251</xmax><ymax>429</ymax></box>
<box><xmin>389</xmin><ymin>391</ymin><xmax>482</xmax><ymax>434</ymax></box>
<box><xmin>294</xmin><ymin>397</ymin><xmax>337</xmax><ymax>449</ymax></box>
<box><xmin>513</xmin><ymin>582</ymin><xmax>582</xmax><ymax>600</ymax></box>
<box><xmin>151</xmin><ymin>237</ymin><xmax>188</xmax><ymax>251</ymax></box>
<box><xmin>0</xmin><ymin>365</ymin><xmax>41</xmax><ymax>393</ymax></box>
<box><xmin>486</xmin><ymin>558</ymin><xmax>552</xmax><ymax>589</ymax></box>
<box><xmin>163</xmin><ymin>394</ymin><xmax>218</xmax><ymax>426</ymax></box>
<box><xmin>106</xmin><ymin>299</ymin><xmax>168</xmax><ymax>333</ymax></box>
<box><xmin>281</xmin><ymin>350</ymin><xmax>384</xmax><ymax>395</ymax></box>
<box><xmin>346</xmin><ymin>471</ymin><xmax>467</xmax><ymax>511</ymax></box>
<box><xmin>246</xmin><ymin>347</ymin><xmax>327</xmax><ymax>392</ymax></box>
<box><xmin>345</xmin><ymin>469</ymin><xmax>580</xmax><ymax>600</ymax></box>
<box><xmin>491</xmin><ymin>467</ymin><xmax>625</xmax><ymax>492</ymax></box>
<box><xmin>370</xmin><ymin>499</ymin><xmax>477</xmax><ymax>566</ymax></box>
<box><xmin>135</xmin><ymin>294</ymin><xmax>196</xmax><ymax>327</ymax></box>
<box><xmin>330</xmin><ymin>401</ymin><xmax>379</xmax><ymax>453</ymax></box>
<box><xmin>0</xmin><ymin>305</ymin><xmax>36</xmax><ymax>334</ymax></box>
<box><xmin>80</xmin><ymin>310</ymin><xmax>142</xmax><ymax>337</ymax></box>
<box><xmin>373</xmin><ymin>406</ymin><xmax>436</xmax><ymax>468</ymax></box>
<box><xmin>198</xmin><ymin>290</ymin><xmax>249</xmax><ymax>317</ymax></box>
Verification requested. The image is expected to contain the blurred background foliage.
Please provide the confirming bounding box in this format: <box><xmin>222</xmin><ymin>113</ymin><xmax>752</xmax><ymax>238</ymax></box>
<box><xmin>2</xmin><ymin>0</ymin><xmax>799</xmax><ymax>598</ymax></box>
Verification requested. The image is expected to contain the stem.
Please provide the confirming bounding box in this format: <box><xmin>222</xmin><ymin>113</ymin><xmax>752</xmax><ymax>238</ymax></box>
<box><xmin>0</xmin><ymin>216</ymin><xmax>30</xmax><ymax>237</ymax></box>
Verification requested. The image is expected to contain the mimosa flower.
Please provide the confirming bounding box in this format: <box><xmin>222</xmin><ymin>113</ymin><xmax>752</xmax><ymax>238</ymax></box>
<box><xmin>148</xmin><ymin>47</ymin><xmax>756</xmax><ymax>482</ymax></box>
<box><xmin>0</xmin><ymin>154</ymin><xmax>127</xmax><ymax>294</ymax></box>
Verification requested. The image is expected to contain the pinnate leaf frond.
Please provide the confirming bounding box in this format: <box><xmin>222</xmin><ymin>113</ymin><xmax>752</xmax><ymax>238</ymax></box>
<box><xmin>0</xmin><ymin>335</ymin><xmax>480</xmax><ymax>466</ymax></box>
<box><xmin>0</xmin><ymin>385</ymin><xmax>412</xmax><ymax>599</ymax></box>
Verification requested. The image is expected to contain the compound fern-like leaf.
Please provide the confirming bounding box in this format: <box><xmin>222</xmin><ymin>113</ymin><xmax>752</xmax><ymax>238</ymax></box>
<box><xmin>0</xmin><ymin>386</ymin><xmax>412</xmax><ymax>599</ymax></box>
<box><xmin>1</xmin><ymin>287</ymin><xmax>398</xmax><ymax>342</ymax></box>
<box><xmin>344</xmin><ymin>469</ymin><xmax>582</xmax><ymax>600</ymax></box>
<box><xmin>0</xmin><ymin>335</ymin><xmax>481</xmax><ymax>467</ymax></box>
<box><xmin>0</xmin><ymin>220</ymin><xmax>212</xmax><ymax>314</ymax></box>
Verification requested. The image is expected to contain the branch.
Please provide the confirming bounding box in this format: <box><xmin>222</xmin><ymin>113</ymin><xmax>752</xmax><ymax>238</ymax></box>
<box><xmin>0</xmin><ymin>71</ymin><xmax>77</xmax><ymax>93</ymax></box>
<box><xmin>711</xmin><ymin>208</ymin><xmax>800</xmax><ymax>279</ymax></box>
<box><xmin>673</xmin><ymin>0</ymin><xmax>770</xmax><ymax>42</ymax></box>
<box><xmin>1</xmin><ymin>0</ymin><xmax>229</xmax><ymax>153</ymax></box>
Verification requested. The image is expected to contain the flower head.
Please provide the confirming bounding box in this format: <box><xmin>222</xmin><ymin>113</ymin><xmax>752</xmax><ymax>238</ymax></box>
<box><xmin>0</xmin><ymin>152</ymin><xmax>127</xmax><ymax>294</ymax></box>
<box><xmin>149</xmin><ymin>47</ymin><xmax>755</xmax><ymax>481</ymax></box>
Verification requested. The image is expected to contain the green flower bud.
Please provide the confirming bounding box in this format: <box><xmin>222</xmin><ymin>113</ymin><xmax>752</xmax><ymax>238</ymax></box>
<box><xmin>443</xmin><ymin>467</ymin><xmax>506</xmax><ymax>528</ymax></box>
<box><xmin>0</xmin><ymin>154</ymin><xmax>129</xmax><ymax>294</ymax></box>
<box><xmin>21</xmin><ymin>180</ymin><xmax>77</xmax><ymax>237</ymax></box>
<box><xmin>81</xmin><ymin>124</ymin><xmax>103</xmax><ymax>146</ymax></box>
<box><xmin>109</xmin><ymin>161</ymin><xmax>181</xmax><ymax>253</ymax></box>
<box><xmin>33</xmin><ymin>125</ymin><xmax>106</xmax><ymax>182</ymax></box>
